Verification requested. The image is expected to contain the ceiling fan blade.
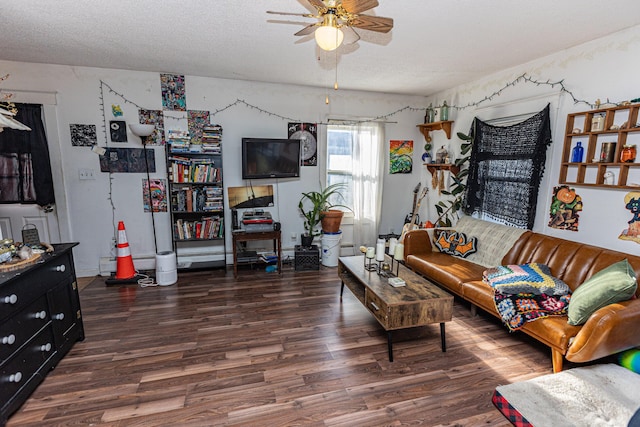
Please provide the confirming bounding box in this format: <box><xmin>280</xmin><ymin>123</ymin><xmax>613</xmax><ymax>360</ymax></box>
<box><xmin>349</xmin><ymin>15</ymin><xmax>393</xmax><ymax>33</ymax></box>
<box><xmin>267</xmin><ymin>11</ymin><xmax>316</xmax><ymax>18</ymax></box>
<box><xmin>307</xmin><ymin>0</ymin><xmax>327</xmax><ymax>10</ymax></box>
<box><xmin>341</xmin><ymin>0</ymin><xmax>379</xmax><ymax>14</ymax></box>
<box><xmin>295</xmin><ymin>23</ymin><xmax>319</xmax><ymax>36</ymax></box>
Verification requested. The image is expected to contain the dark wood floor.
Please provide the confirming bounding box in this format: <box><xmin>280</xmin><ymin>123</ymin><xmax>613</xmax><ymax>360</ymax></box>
<box><xmin>8</xmin><ymin>263</ymin><xmax>561</xmax><ymax>426</ymax></box>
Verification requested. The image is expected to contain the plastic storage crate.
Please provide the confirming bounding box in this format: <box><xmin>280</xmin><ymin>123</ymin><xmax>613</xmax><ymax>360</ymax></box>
<box><xmin>295</xmin><ymin>245</ymin><xmax>320</xmax><ymax>271</ymax></box>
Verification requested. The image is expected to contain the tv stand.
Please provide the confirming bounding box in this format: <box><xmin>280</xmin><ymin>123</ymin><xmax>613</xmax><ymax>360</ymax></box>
<box><xmin>232</xmin><ymin>230</ymin><xmax>282</xmax><ymax>278</ymax></box>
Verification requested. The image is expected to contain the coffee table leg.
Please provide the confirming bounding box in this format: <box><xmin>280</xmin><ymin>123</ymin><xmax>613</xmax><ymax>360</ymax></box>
<box><xmin>388</xmin><ymin>331</ymin><xmax>394</xmax><ymax>362</ymax></box>
<box><xmin>440</xmin><ymin>322</ymin><xmax>446</xmax><ymax>352</ymax></box>
<box><xmin>340</xmin><ymin>281</ymin><xmax>344</xmax><ymax>299</ymax></box>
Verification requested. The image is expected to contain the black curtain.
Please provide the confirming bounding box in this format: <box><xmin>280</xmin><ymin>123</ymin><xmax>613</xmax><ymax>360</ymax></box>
<box><xmin>463</xmin><ymin>104</ymin><xmax>551</xmax><ymax>229</ymax></box>
<box><xmin>0</xmin><ymin>103</ymin><xmax>55</xmax><ymax>206</ymax></box>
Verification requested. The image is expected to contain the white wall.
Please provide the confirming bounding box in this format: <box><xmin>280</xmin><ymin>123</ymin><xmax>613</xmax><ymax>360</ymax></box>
<box><xmin>0</xmin><ymin>60</ymin><xmax>425</xmax><ymax>276</ymax></box>
<box><xmin>6</xmin><ymin>25</ymin><xmax>640</xmax><ymax>276</ymax></box>
<box><xmin>419</xmin><ymin>25</ymin><xmax>640</xmax><ymax>255</ymax></box>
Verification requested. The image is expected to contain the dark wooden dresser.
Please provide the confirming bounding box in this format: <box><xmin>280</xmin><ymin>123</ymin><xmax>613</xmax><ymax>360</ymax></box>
<box><xmin>0</xmin><ymin>243</ymin><xmax>84</xmax><ymax>426</ymax></box>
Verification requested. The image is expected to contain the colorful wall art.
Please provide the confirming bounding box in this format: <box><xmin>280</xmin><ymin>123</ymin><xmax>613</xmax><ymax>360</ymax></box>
<box><xmin>143</xmin><ymin>178</ymin><xmax>167</xmax><ymax>213</ymax></box>
<box><xmin>137</xmin><ymin>109</ymin><xmax>164</xmax><ymax>145</ymax></box>
<box><xmin>390</xmin><ymin>140</ymin><xmax>413</xmax><ymax>174</ymax></box>
<box><xmin>160</xmin><ymin>73</ymin><xmax>186</xmax><ymax>111</ymax></box>
<box><xmin>548</xmin><ymin>185</ymin><xmax>583</xmax><ymax>231</ymax></box>
<box><xmin>619</xmin><ymin>191</ymin><xmax>640</xmax><ymax>244</ymax></box>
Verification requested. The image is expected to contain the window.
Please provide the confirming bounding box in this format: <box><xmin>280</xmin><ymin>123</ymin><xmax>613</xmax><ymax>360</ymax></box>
<box><xmin>326</xmin><ymin>122</ymin><xmax>384</xmax><ymax>247</ymax></box>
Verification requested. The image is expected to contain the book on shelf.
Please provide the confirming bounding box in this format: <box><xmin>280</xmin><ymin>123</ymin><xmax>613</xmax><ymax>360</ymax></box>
<box><xmin>173</xmin><ymin>216</ymin><xmax>223</xmax><ymax>240</ymax></box>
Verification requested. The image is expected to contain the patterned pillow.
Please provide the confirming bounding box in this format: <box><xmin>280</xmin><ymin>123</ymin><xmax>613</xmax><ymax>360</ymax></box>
<box><xmin>433</xmin><ymin>230</ymin><xmax>478</xmax><ymax>258</ymax></box>
<box><xmin>483</xmin><ymin>263</ymin><xmax>570</xmax><ymax>295</ymax></box>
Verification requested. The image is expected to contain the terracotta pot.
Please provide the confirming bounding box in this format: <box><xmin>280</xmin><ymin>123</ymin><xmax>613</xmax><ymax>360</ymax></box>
<box><xmin>321</xmin><ymin>210</ymin><xmax>344</xmax><ymax>233</ymax></box>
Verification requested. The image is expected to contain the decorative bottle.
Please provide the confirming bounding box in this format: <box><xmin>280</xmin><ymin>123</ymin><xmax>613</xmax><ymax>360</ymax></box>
<box><xmin>571</xmin><ymin>141</ymin><xmax>584</xmax><ymax>163</ymax></box>
<box><xmin>425</xmin><ymin>104</ymin><xmax>435</xmax><ymax>123</ymax></box>
<box><xmin>440</xmin><ymin>101</ymin><xmax>449</xmax><ymax>121</ymax></box>
<box><xmin>621</xmin><ymin>144</ymin><xmax>637</xmax><ymax>163</ymax></box>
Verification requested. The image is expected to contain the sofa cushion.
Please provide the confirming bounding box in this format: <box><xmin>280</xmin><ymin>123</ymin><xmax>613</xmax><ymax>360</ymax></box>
<box><xmin>454</xmin><ymin>216</ymin><xmax>528</xmax><ymax>267</ymax></box>
<box><xmin>426</xmin><ymin>227</ymin><xmax>455</xmax><ymax>252</ymax></box>
<box><xmin>567</xmin><ymin>259</ymin><xmax>638</xmax><ymax>326</ymax></box>
<box><xmin>433</xmin><ymin>229</ymin><xmax>477</xmax><ymax>258</ymax></box>
<box><xmin>483</xmin><ymin>263</ymin><xmax>570</xmax><ymax>295</ymax></box>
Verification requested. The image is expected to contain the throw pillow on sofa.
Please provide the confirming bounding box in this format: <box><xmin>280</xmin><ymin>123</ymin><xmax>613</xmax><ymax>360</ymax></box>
<box><xmin>567</xmin><ymin>259</ymin><xmax>638</xmax><ymax>326</ymax></box>
<box><xmin>427</xmin><ymin>227</ymin><xmax>454</xmax><ymax>252</ymax></box>
<box><xmin>483</xmin><ymin>263</ymin><xmax>570</xmax><ymax>295</ymax></box>
<box><xmin>433</xmin><ymin>229</ymin><xmax>478</xmax><ymax>258</ymax></box>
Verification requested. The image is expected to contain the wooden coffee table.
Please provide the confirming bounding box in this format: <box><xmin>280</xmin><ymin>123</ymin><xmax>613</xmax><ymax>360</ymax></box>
<box><xmin>338</xmin><ymin>255</ymin><xmax>453</xmax><ymax>361</ymax></box>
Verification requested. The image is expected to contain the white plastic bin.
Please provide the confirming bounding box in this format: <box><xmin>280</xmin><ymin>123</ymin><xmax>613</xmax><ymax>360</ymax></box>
<box><xmin>321</xmin><ymin>231</ymin><xmax>342</xmax><ymax>267</ymax></box>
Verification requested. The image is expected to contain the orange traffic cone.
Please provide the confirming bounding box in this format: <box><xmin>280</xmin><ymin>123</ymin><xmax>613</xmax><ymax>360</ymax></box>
<box><xmin>115</xmin><ymin>221</ymin><xmax>136</xmax><ymax>279</ymax></box>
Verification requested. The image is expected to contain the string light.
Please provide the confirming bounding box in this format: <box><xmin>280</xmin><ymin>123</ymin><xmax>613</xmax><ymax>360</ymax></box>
<box><xmin>99</xmin><ymin>72</ymin><xmax>614</xmax><ymax>132</ymax></box>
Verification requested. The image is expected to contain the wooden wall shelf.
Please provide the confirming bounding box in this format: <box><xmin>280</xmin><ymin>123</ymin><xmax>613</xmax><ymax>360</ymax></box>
<box><xmin>424</xmin><ymin>163</ymin><xmax>460</xmax><ymax>176</ymax></box>
<box><xmin>417</xmin><ymin>121</ymin><xmax>454</xmax><ymax>142</ymax></box>
<box><xmin>560</xmin><ymin>104</ymin><xmax>640</xmax><ymax>189</ymax></box>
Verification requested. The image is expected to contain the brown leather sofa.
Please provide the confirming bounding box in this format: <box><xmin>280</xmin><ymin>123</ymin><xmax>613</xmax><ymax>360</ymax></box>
<box><xmin>403</xmin><ymin>220</ymin><xmax>640</xmax><ymax>372</ymax></box>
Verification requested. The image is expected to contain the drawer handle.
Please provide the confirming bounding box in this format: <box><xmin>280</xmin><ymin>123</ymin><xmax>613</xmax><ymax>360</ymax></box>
<box><xmin>2</xmin><ymin>334</ymin><xmax>16</xmax><ymax>345</ymax></box>
<box><xmin>40</xmin><ymin>343</ymin><xmax>52</xmax><ymax>352</ymax></box>
<box><xmin>2</xmin><ymin>294</ymin><xmax>17</xmax><ymax>304</ymax></box>
<box><xmin>9</xmin><ymin>372</ymin><xmax>22</xmax><ymax>383</ymax></box>
<box><xmin>54</xmin><ymin>313</ymin><xmax>65</xmax><ymax>321</ymax></box>
<box><xmin>35</xmin><ymin>310</ymin><xmax>47</xmax><ymax>319</ymax></box>
<box><xmin>370</xmin><ymin>301</ymin><xmax>380</xmax><ymax>311</ymax></box>
<box><xmin>56</xmin><ymin>264</ymin><xmax>66</xmax><ymax>273</ymax></box>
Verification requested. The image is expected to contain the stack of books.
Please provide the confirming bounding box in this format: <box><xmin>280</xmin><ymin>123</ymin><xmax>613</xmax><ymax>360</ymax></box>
<box><xmin>201</xmin><ymin>124</ymin><xmax>222</xmax><ymax>154</ymax></box>
<box><xmin>167</xmin><ymin>130</ymin><xmax>190</xmax><ymax>153</ymax></box>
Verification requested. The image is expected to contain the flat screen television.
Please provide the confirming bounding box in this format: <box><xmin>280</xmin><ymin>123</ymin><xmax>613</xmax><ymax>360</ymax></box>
<box><xmin>241</xmin><ymin>138</ymin><xmax>301</xmax><ymax>179</ymax></box>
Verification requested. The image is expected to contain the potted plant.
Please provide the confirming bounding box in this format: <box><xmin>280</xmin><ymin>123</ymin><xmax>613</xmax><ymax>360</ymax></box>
<box><xmin>298</xmin><ymin>183</ymin><xmax>350</xmax><ymax>246</ymax></box>
<box><xmin>435</xmin><ymin>131</ymin><xmax>473</xmax><ymax>226</ymax></box>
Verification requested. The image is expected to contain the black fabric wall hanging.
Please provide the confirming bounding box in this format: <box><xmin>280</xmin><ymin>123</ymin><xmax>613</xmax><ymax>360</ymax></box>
<box><xmin>463</xmin><ymin>104</ymin><xmax>551</xmax><ymax>229</ymax></box>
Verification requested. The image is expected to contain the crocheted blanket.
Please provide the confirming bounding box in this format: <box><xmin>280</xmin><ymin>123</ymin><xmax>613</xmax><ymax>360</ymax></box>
<box><xmin>494</xmin><ymin>292</ymin><xmax>571</xmax><ymax>332</ymax></box>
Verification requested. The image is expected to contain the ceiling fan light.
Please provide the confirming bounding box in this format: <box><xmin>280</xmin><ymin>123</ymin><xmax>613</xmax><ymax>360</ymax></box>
<box><xmin>315</xmin><ymin>25</ymin><xmax>344</xmax><ymax>51</ymax></box>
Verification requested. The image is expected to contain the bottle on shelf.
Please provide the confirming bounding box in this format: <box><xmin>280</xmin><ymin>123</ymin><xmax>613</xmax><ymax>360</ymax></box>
<box><xmin>571</xmin><ymin>141</ymin><xmax>584</xmax><ymax>163</ymax></box>
<box><xmin>621</xmin><ymin>144</ymin><xmax>637</xmax><ymax>163</ymax></box>
<box><xmin>591</xmin><ymin>113</ymin><xmax>605</xmax><ymax>131</ymax></box>
<box><xmin>440</xmin><ymin>101</ymin><xmax>449</xmax><ymax>121</ymax></box>
<box><xmin>425</xmin><ymin>104</ymin><xmax>435</xmax><ymax>123</ymax></box>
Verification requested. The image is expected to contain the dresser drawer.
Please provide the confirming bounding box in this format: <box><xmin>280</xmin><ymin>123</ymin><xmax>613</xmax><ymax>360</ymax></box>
<box><xmin>1</xmin><ymin>252</ymin><xmax>73</xmax><ymax>322</ymax></box>
<box><xmin>0</xmin><ymin>296</ymin><xmax>50</xmax><ymax>365</ymax></box>
<box><xmin>365</xmin><ymin>291</ymin><xmax>389</xmax><ymax>329</ymax></box>
<box><xmin>0</xmin><ymin>325</ymin><xmax>56</xmax><ymax>409</ymax></box>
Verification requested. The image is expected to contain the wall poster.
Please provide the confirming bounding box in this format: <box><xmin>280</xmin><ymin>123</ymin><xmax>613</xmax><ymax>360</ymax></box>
<box><xmin>143</xmin><ymin>178</ymin><xmax>167</xmax><ymax>212</ymax></box>
<box><xmin>160</xmin><ymin>73</ymin><xmax>186</xmax><ymax>111</ymax></box>
<box><xmin>137</xmin><ymin>109</ymin><xmax>164</xmax><ymax>145</ymax></box>
<box><xmin>389</xmin><ymin>140</ymin><xmax>413</xmax><ymax>174</ymax></box>
<box><xmin>288</xmin><ymin>122</ymin><xmax>317</xmax><ymax>166</ymax></box>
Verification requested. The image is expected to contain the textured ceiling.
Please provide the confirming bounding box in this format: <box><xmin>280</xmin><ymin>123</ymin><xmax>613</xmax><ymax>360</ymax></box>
<box><xmin>1</xmin><ymin>1</ymin><xmax>640</xmax><ymax>96</ymax></box>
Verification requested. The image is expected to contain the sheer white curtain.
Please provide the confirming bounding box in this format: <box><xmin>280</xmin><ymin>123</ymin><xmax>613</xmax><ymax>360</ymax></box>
<box><xmin>337</xmin><ymin>122</ymin><xmax>385</xmax><ymax>251</ymax></box>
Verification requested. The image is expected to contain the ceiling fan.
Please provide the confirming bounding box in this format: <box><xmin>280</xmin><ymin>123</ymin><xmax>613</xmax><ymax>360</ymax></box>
<box><xmin>267</xmin><ymin>0</ymin><xmax>393</xmax><ymax>51</ymax></box>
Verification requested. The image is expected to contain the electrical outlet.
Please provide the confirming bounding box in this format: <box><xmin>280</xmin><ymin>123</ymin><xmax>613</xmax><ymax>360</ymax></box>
<box><xmin>78</xmin><ymin>168</ymin><xmax>95</xmax><ymax>180</ymax></box>
<box><xmin>291</xmin><ymin>232</ymin><xmax>297</xmax><ymax>241</ymax></box>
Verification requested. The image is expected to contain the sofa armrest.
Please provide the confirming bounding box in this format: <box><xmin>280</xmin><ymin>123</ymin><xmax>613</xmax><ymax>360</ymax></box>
<box><xmin>403</xmin><ymin>229</ymin><xmax>432</xmax><ymax>257</ymax></box>
<box><xmin>565</xmin><ymin>298</ymin><xmax>640</xmax><ymax>363</ymax></box>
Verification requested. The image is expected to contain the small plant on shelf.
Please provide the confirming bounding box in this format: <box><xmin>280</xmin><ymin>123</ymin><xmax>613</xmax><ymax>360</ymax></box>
<box><xmin>435</xmin><ymin>131</ymin><xmax>473</xmax><ymax>226</ymax></box>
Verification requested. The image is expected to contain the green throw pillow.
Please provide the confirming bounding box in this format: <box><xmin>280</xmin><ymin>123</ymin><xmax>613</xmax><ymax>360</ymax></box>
<box><xmin>567</xmin><ymin>259</ymin><xmax>638</xmax><ymax>326</ymax></box>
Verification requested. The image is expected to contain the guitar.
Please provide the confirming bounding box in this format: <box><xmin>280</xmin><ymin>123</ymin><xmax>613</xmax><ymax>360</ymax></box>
<box><xmin>400</xmin><ymin>187</ymin><xmax>428</xmax><ymax>243</ymax></box>
<box><xmin>404</xmin><ymin>183</ymin><xmax>421</xmax><ymax>224</ymax></box>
